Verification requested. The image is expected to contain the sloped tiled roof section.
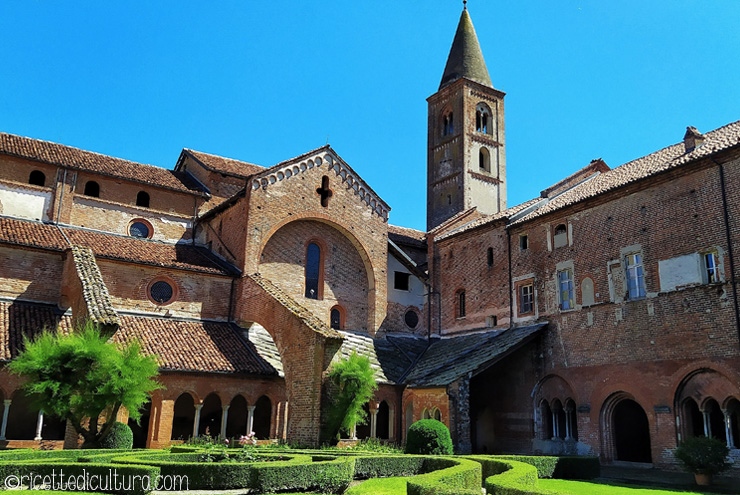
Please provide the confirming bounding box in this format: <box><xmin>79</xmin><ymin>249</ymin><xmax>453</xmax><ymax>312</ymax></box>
<box><xmin>436</xmin><ymin>198</ymin><xmax>542</xmax><ymax>241</ymax></box>
<box><xmin>388</xmin><ymin>225</ymin><xmax>426</xmax><ymax>249</ymax></box>
<box><xmin>0</xmin><ymin>217</ymin><xmax>235</xmax><ymax>276</ymax></box>
<box><xmin>184</xmin><ymin>149</ymin><xmax>265</xmax><ymax>178</ymax></box>
<box><xmin>335</xmin><ymin>331</ymin><xmax>428</xmax><ymax>385</ymax></box>
<box><xmin>112</xmin><ymin>316</ymin><xmax>278</xmax><ymax>375</ymax></box>
<box><xmin>512</xmin><ymin>120</ymin><xmax>740</xmax><ymax>225</ymax></box>
<box><xmin>70</xmin><ymin>246</ymin><xmax>120</xmax><ymax>328</ymax></box>
<box><xmin>404</xmin><ymin>324</ymin><xmax>546</xmax><ymax>387</ymax></box>
<box><xmin>0</xmin><ymin>133</ymin><xmax>207</xmax><ymax>196</ymax></box>
<box><xmin>0</xmin><ymin>301</ymin><xmax>73</xmax><ymax>361</ymax></box>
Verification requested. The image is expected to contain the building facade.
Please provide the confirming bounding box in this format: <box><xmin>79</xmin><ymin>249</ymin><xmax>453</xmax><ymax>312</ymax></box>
<box><xmin>0</xmin><ymin>6</ymin><xmax>738</xmax><ymax>472</ymax></box>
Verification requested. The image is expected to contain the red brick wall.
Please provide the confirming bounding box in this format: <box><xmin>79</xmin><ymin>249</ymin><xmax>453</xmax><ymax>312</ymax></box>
<box><xmin>0</xmin><ymin>246</ymin><xmax>63</xmax><ymax>303</ymax></box>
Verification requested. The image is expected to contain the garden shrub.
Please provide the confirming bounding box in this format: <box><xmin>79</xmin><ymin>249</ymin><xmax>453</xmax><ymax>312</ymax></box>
<box><xmin>353</xmin><ymin>454</ymin><xmax>425</xmax><ymax>479</ymax></box>
<box><xmin>483</xmin><ymin>459</ymin><xmax>540</xmax><ymax>495</ymax></box>
<box><xmin>674</xmin><ymin>435</ymin><xmax>730</xmax><ymax>475</ymax></box>
<box><xmin>405</xmin><ymin>419</ymin><xmax>454</xmax><ymax>455</ymax></box>
<box><xmin>407</xmin><ymin>457</ymin><xmax>481</xmax><ymax>495</ymax></box>
<box><xmin>251</xmin><ymin>455</ymin><xmax>355</xmax><ymax>494</ymax></box>
<box><xmin>99</xmin><ymin>421</ymin><xmax>134</xmax><ymax>449</ymax></box>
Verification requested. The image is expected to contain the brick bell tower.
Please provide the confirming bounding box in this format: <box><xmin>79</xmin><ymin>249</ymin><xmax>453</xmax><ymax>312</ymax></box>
<box><xmin>427</xmin><ymin>4</ymin><xmax>506</xmax><ymax>231</ymax></box>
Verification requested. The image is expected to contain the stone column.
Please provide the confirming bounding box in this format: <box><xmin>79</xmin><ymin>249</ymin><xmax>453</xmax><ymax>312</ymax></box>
<box><xmin>724</xmin><ymin>410</ymin><xmax>735</xmax><ymax>449</ymax></box>
<box><xmin>350</xmin><ymin>424</ymin><xmax>357</xmax><ymax>440</ymax></box>
<box><xmin>34</xmin><ymin>410</ymin><xmax>44</xmax><ymax>441</ymax></box>
<box><xmin>551</xmin><ymin>411</ymin><xmax>559</xmax><ymax>440</ymax></box>
<box><xmin>247</xmin><ymin>406</ymin><xmax>256</xmax><ymax>435</ymax></box>
<box><xmin>193</xmin><ymin>404</ymin><xmax>203</xmax><ymax>439</ymax></box>
<box><xmin>564</xmin><ymin>409</ymin><xmax>573</xmax><ymax>440</ymax></box>
<box><xmin>703</xmin><ymin>411</ymin><xmax>711</xmax><ymax>437</ymax></box>
<box><xmin>0</xmin><ymin>400</ymin><xmax>11</xmax><ymax>440</ymax></box>
<box><xmin>388</xmin><ymin>407</ymin><xmax>395</xmax><ymax>441</ymax></box>
<box><xmin>220</xmin><ymin>405</ymin><xmax>230</xmax><ymax>439</ymax></box>
<box><xmin>370</xmin><ymin>409</ymin><xmax>378</xmax><ymax>438</ymax></box>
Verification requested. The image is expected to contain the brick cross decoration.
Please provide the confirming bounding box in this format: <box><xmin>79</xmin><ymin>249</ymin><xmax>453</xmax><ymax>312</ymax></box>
<box><xmin>316</xmin><ymin>176</ymin><xmax>333</xmax><ymax>207</ymax></box>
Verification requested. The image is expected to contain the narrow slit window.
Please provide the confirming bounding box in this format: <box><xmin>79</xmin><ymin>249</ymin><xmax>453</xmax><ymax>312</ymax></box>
<box><xmin>457</xmin><ymin>290</ymin><xmax>466</xmax><ymax>318</ymax></box>
<box><xmin>487</xmin><ymin>247</ymin><xmax>494</xmax><ymax>267</ymax></box>
<box><xmin>305</xmin><ymin>242</ymin><xmax>321</xmax><ymax>299</ymax></box>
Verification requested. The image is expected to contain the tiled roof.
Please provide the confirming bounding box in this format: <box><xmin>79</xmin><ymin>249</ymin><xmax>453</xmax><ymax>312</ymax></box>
<box><xmin>403</xmin><ymin>324</ymin><xmax>546</xmax><ymax>387</ymax></box>
<box><xmin>511</xmin><ymin>120</ymin><xmax>740</xmax><ymax>225</ymax></box>
<box><xmin>388</xmin><ymin>225</ymin><xmax>426</xmax><ymax>248</ymax></box>
<box><xmin>185</xmin><ymin>149</ymin><xmax>264</xmax><ymax>178</ymax></box>
<box><xmin>0</xmin><ymin>133</ymin><xmax>207</xmax><ymax>196</ymax></box>
<box><xmin>0</xmin><ymin>217</ymin><xmax>235</xmax><ymax>276</ymax></box>
<box><xmin>335</xmin><ymin>331</ymin><xmax>428</xmax><ymax>385</ymax></box>
<box><xmin>248</xmin><ymin>274</ymin><xmax>343</xmax><ymax>339</ymax></box>
<box><xmin>0</xmin><ymin>301</ymin><xmax>73</xmax><ymax>361</ymax></box>
<box><xmin>113</xmin><ymin>316</ymin><xmax>277</xmax><ymax>375</ymax></box>
<box><xmin>436</xmin><ymin>198</ymin><xmax>541</xmax><ymax>241</ymax></box>
<box><xmin>243</xmin><ymin>324</ymin><xmax>284</xmax><ymax>377</ymax></box>
<box><xmin>70</xmin><ymin>246</ymin><xmax>120</xmax><ymax>328</ymax></box>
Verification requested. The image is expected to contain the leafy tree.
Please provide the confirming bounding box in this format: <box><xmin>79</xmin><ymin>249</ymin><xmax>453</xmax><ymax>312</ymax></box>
<box><xmin>325</xmin><ymin>352</ymin><xmax>377</xmax><ymax>441</ymax></box>
<box><xmin>9</xmin><ymin>320</ymin><xmax>161</xmax><ymax>448</ymax></box>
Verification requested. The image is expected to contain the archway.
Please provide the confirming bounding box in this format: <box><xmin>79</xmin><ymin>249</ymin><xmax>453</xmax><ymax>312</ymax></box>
<box><xmin>613</xmin><ymin>399</ymin><xmax>652</xmax><ymax>463</ymax></box>
<box><xmin>253</xmin><ymin>396</ymin><xmax>271</xmax><ymax>439</ymax></box>
<box><xmin>703</xmin><ymin>398</ymin><xmax>726</xmax><ymax>443</ymax></box>
<box><xmin>171</xmin><ymin>393</ymin><xmax>195</xmax><ymax>441</ymax></box>
<box><xmin>226</xmin><ymin>395</ymin><xmax>248</xmax><ymax>438</ymax></box>
<box><xmin>199</xmin><ymin>394</ymin><xmax>222</xmax><ymax>438</ymax></box>
<box><xmin>377</xmin><ymin>400</ymin><xmax>390</xmax><ymax>440</ymax></box>
<box><xmin>539</xmin><ymin>400</ymin><xmax>553</xmax><ymax>440</ymax></box>
<box><xmin>682</xmin><ymin>398</ymin><xmax>704</xmax><ymax>438</ymax></box>
<box><xmin>356</xmin><ymin>403</ymin><xmax>371</xmax><ymax>439</ymax></box>
<box><xmin>129</xmin><ymin>400</ymin><xmax>151</xmax><ymax>448</ymax></box>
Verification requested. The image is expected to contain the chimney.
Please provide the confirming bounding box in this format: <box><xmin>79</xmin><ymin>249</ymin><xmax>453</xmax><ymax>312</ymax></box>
<box><xmin>683</xmin><ymin>126</ymin><xmax>705</xmax><ymax>153</ymax></box>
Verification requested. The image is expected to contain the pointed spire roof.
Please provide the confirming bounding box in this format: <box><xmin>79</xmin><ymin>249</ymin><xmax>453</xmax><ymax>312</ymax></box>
<box><xmin>439</xmin><ymin>8</ymin><xmax>492</xmax><ymax>90</ymax></box>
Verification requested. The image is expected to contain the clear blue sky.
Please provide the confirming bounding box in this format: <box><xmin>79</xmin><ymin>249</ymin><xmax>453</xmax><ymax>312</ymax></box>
<box><xmin>2</xmin><ymin>1</ymin><xmax>740</xmax><ymax>231</ymax></box>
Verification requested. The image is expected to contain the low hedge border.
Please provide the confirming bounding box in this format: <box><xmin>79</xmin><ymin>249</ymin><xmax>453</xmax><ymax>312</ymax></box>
<box><xmin>406</xmin><ymin>457</ymin><xmax>482</xmax><ymax>495</ymax></box>
<box><xmin>354</xmin><ymin>454</ymin><xmax>426</xmax><ymax>479</ymax></box>
<box><xmin>0</xmin><ymin>448</ymin><xmax>136</xmax><ymax>462</ymax></box>
<box><xmin>251</xmin><ymin>455</ymin><xmax>355</xmax><ymax>493</ymax></box>
<box><xmin>0</xmin><ymin>461</ymin><xmax>160</xmax><ymax>495</ymax></box>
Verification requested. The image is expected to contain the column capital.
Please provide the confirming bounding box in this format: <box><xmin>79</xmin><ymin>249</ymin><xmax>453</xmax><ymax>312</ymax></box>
<box><xmin>195</xmin><ymin>403</ymin><xmax>204</xmax><ymax>411</ymax></box>
<box><xmin>3</xmin><ymin>399</ymin><xmax>11</xmax><ymax>406</ymax></box>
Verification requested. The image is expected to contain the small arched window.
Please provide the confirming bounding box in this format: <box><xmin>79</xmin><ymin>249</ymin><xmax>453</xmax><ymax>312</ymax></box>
<box><xmin>442</xmin><ymin>111</ymin><xmax>454</xmax><ymax>136</ymax></box>
<box><xmin>476</xmin><ymin>103</ymin><xmax>491</xmax><ymax>134</ymax></box>
<box><xmin>84</xmin><ymin>181</ymin><xmax>100</xmax><ymax>197</ymax></box>
<box><xmin>479</xmin><ymin>147</ymin><xmax>491</xmax><ymax>173</ymax></box>
<box><xmin>553</xmin><ymin>223</ymin><xmax>568</xmax><ymax>248</ymax></box>
<box><xmin>330</xmin><ymin>306</ymin><xmax>342</xmax><ymax>330</ymax></box>
<box><xmin>136</xmin><ymin>191</ymin><xmax>150</xmax><ymax>208</ymax></box>
<box><xmin>305</xmin><ymin>242</ymin><xmax>321</xmax><ymax>299</ymax></box>
<box><xmin>28</xmin><ymin>170</ymin><xmax>46</xmax><ymax>186</ymax></box>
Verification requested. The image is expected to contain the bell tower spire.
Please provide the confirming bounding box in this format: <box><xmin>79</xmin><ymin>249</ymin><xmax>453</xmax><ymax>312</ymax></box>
<box><xmin>426</xmin><ymin>6</ymin><xmax>506</xmax><ymax>231</ymax></box>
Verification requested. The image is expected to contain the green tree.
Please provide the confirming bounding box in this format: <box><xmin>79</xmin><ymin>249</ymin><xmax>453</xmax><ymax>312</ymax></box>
<box><xmin>325</xmin><ymin>352</ymin><xmax>377</xmax><ymax>441</ymax></box>
<box><xmin>8</xmin><ymin>320</ymin><xmax>162</xmax><ymax>448</ymax></box>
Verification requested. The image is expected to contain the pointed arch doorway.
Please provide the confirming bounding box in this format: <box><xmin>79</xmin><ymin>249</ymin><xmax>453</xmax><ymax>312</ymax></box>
<box><xmin>602</xmin><ymin>393</ymin><xmax>652</xmax><ymax>464</ymax></box>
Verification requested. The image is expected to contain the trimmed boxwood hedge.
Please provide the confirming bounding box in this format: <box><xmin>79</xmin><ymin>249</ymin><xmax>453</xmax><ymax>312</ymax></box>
<box><xmin>353</xmin><ymin>454</ymin><xmax>426</xmax><ymax>479</ymax></box>
<box><xmin>251</xmin><ymin>455</ymin><xmax>355</xmax><ymax>493</ymax></box>
<box><xmin>484</xmin><ymin>459</ymin><xmax>541</xmax><ymax>495</ymax></box>
<box><xmin>407</xmin><ymin>457</ymin><xmax>482</xmax><ymax>495</ymax></box>
<box><xmin>0</xmin><ymin>461</ymin><xmax>160</xmax><ymax>495</ymax></box>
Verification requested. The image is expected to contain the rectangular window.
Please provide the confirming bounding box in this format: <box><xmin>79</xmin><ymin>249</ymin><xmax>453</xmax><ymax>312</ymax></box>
<box><xmin>394</xmin><ymin>271</ymin><xmax>410</xmax><ymax>291</ymax></box>
<box><xmin>519</xmin><ymin>284</ymin><xmax>534</xmax><ymax>314</ymax></box>
<box><xmin>704</xmin><ymin>251</ymin><xmax>719</xmax><ymax>284</ymax></box>
<box><xmin>457</xmin><ymin>291</ymin><xmax>466</xmax><ymax>318</ymax></box>
<box><xmin>558</xmin><ymin>269</ymin><xmax>574</xmax><ymax>310</ymax></box>
<box><xmin>625</xmin><ymin>253</ymin><xmax>646</xmax><ymax>299</ymax></box>
<box><xmin>486</xmin><ymin>315</ymin><xmax>497</xmax><ymax>328</ymax></box>
<box><xmin>520</xmin><ymin>235</ymin><xmax>529</xmax><ymax>251</ymax></box>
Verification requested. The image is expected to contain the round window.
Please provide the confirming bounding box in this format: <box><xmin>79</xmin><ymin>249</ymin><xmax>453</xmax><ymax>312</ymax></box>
<box><xmin>404</xmin><ymin>309</ymin><xmax>419</xmax><ymax>329</ymax></box>
<box><xmin>130</xmin><ymin>221</ymin><xmax>151</xmax><ymax>238</ymax></box>
<box><xmin>150</xmin><ymin>281</ymin><xmax>174</xmax><ymax>304</ymax></box>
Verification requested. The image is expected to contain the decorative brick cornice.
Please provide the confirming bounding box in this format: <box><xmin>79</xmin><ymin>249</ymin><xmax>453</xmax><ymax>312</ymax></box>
<box><xmin>468</xmin><ymin>170</ymin><xmax>502</xmax><ymax>185</ymax></box>
<box><xmin>250</xmin><ymin>147</ymin><xmax>390</xmax><ymax>222</ymax></box>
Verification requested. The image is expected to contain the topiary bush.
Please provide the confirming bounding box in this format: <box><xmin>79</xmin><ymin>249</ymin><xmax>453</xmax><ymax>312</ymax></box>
<box><xmin>405</xmin><ymin>419</ymin><xmax>453</xmax><ymax>455</ymax></box>
<box><xmin>100</xmin><ymin>421</ymin><xmax>134</xmax><ymax>449</ymax></box>
<box><xmin>674</xmin><ymin>435</ymin><xmax>730</xmax><ymax>475</ymax></box>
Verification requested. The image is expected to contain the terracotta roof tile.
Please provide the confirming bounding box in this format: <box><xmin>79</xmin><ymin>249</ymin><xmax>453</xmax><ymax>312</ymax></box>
<box><xmin>0</xmin><ymin>301</ymin><xmax>73</xmax><ymax>361</ymax></box>
<box><xmin>512</xmin><ymin>120</ymin><xmax>740</xmax><ymax>225</ymax></box>
<box><xmin>0</xmin><ymin>217</ymin><xmax>235</xmax><ymax>276</ymax></box>
<box><xmin>436</xmin><ymin>198</ymin><xmax>541</xmax><ymax>241</ymax></box>
<box><xmin>113</xmin><ymin>316</ymin><xmax>277</xmax><ymax>375</ymax></box>
<box><xmin>0</xmin><ymin>133</ymin><xmax>207</xmax><ymax>196</ymax></box>
<box><xmin>185</xmin><ymin>149</ymin><xmax>264</xmax><ymax>178</ymax></box>
<box><xmin>70</xmin><ymin>246</ymin><xmax>120</xmax><ymax>328</ymax></box>
<box><xmin>388</xmin><ymin>225</ymin><xmax>426</xmax><ymax>248</ymax></box>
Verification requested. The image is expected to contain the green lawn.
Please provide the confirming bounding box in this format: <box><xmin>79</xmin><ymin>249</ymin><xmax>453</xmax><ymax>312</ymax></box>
<box><xmin>344</xmin><ymin>476</ymin><xmax>409</xmax><ymax>495</ymax></box>
<box><xmin>539</xmin><ymin>479</ymin><xmax>715</xmax><ymax>495</ymax></box>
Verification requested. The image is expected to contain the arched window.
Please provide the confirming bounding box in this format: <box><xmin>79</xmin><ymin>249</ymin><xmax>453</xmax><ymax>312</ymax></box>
<box><xmin>476</xmin><ymin>103</ymin><xmax>491</xmax><ymax>134</ymax></box>
<box><xmin>479</xmin><ymin>147</ymin><xmax>490</xmax><ymax>172</ymax></box>
<box><xmin>84</xmin><ymin>181</ymin><xmax>100</xmax><ymax>197</ymax></box>
<box><xmin>330</xmin><ymin>306</ymin><xmax>342</xmax><ymax>330</ymax></box>
<box><xmin>28</xmin><ymin>170</ymin><xmax>46</xmax><ymax>186</ymax></box>
<box><xmin>136</xmin><ymin>191</ymin><xmax>150</xmax><ymax>208</ymax></box>
<box><xmin>442</xmin><ymin>111</ymin><xmax>454</xmax><ymax>136</ymax></box>
<box><xmin>553</xmin><ymin>223</ymin><xmax>568</xmax><ymax>248</ymax></box>
<box><xmin>305</xmin><ymin>242</ymin><xmax>321</xmax><ymax>299</ymax></box>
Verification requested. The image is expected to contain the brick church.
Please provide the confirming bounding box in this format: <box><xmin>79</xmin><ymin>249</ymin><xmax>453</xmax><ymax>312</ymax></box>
<box><xmin>1</xmin><ymin>6</ymin><xmax>738</xmax><ymax>470</ymax></box>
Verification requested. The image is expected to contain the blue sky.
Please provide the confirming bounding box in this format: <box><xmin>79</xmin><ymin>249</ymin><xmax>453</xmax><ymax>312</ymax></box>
<box><xmin>2</xmin><ymin>1</ymin><xmax>740</xmax><ymax>231</ymax></box>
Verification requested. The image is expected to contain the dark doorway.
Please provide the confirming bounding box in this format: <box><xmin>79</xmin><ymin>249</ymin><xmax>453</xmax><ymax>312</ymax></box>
<box><xmin>377</xmin><ymin>401</ymin><xmax>390</xmax><ymax>440</ymax></box>
<box><xmin>171</xmin><ymin>393</ymin><xmax>195</xmax><ymax>441</ymax></box>
<box><xmin>129</xmin><ymin>400</ymin><xmax>151</xmax><ymax>448</ymax></box>
<box><xmin>253</xmin><ymin>396</ymin><xmax>272</xmax><ymax>439</ymax></box>
<box><xmin>614</xmin><ymin>399</ymin><xmax>652</xmax><ymax>463</ymax></box>
<box><xmin>199</xmin><ymin>394</ymin><xmax>222</xmax><ymax>438</ymax></box>
<box><xmin>683</xmin><ymin>399</ymin><xmax>704</xmax><ymax>438</ymax></box>
<box><xmin>356</xmin><ymin>403</ymin><xmax>371</xmax><ymax>439</ymax></box>
<box><xmin>226</xmin><ymin>395</ymin><xmax>248</xmax><ymax>438</ymax></box>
